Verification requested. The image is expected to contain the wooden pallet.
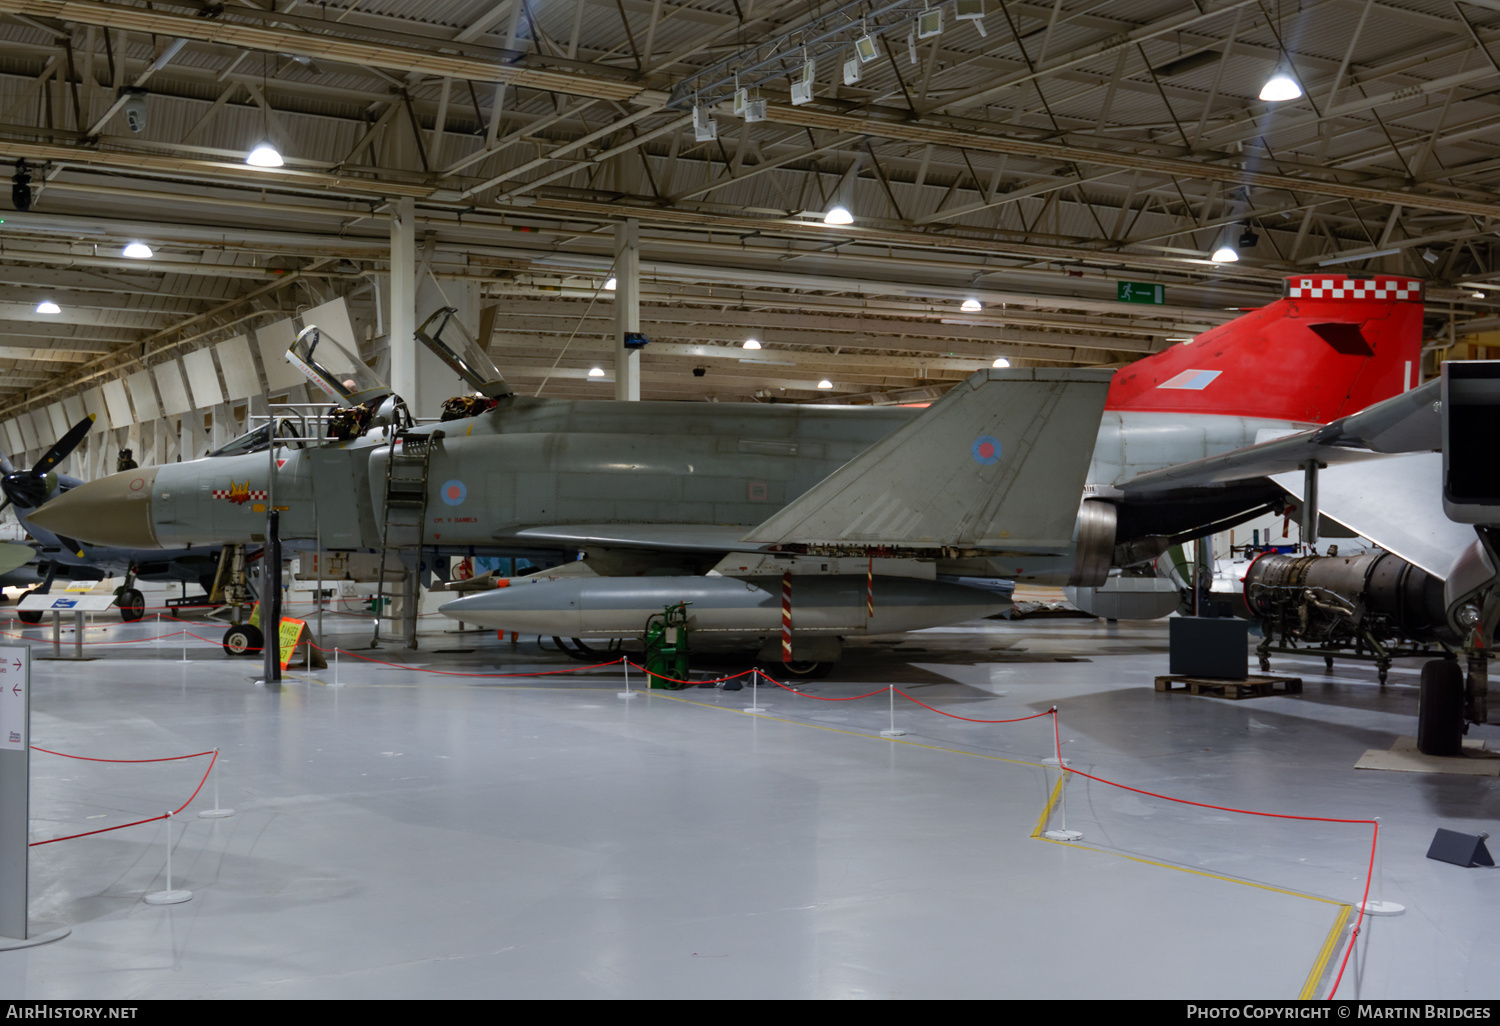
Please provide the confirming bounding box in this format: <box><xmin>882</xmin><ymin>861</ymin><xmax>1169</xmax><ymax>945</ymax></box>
<box><xmin>1154</xmin><ymin>674</ymin><xmax>1303</xmax><ymax>699</ymax></box>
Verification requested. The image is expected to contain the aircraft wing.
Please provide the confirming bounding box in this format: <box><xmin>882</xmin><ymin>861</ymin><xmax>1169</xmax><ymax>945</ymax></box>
<box><xmin>1265</xmin><ymin>454</ymin><xmax>1473</xmax><ymax>579</ymax></box>
<box><xmin>1119</xmin><ymin>378</ymin><xmax>1441</xmax><ymax>500</ymax></box>
<box><xmin>0</xmin><ymin>541</ymin><xmax>34</xmax><ymax>576</ymax></box>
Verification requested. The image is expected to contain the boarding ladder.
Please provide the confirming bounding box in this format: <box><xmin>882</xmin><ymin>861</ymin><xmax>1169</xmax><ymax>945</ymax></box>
<box><xmin>373</xmin><ymin>433</ymin><xmax>433</xmax><ymax>646</ymax></box>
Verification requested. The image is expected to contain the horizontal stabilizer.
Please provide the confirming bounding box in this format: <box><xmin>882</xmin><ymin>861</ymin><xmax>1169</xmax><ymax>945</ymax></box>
<box><xmin>742</xmin><ymin>368</ymin><xmax>1112</xmax><ymax>551</ymax></box>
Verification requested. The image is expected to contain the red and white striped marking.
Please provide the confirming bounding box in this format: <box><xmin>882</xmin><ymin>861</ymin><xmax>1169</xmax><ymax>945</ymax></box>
<box><xmin>867</xmin><ymin>556</ymin><xmax>874</xmax><ymax>619</ymax></box>
<box><xmin>781</xmin><ymin>572</ymin><xmax>793</xmax><ymax>663</ymax></box>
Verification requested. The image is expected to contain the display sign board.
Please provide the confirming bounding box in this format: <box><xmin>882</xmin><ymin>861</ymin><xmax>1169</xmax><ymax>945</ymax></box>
<box><xmin>17</xmin><ymin>594</ymin><xmax>117</xmax><ymax>612</ymax></box>
<box><xmin>1117</xmin><ymin>281</ymin><xmax>1165</xmax><ymax>304</ymax></box>
<box><xmin>0</xmin><ymin>644</ymin><xmax>30</xmax><ymax>939</ymax></box>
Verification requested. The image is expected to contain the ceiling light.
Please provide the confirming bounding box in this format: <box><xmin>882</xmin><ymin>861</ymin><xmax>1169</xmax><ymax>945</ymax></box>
<box><xmin>992</xmin><ymin>357</ymin><xmax>1009</xmax><ymax>368</ymax></box>
<box><xmin>961</xmin><ymin>299</ymin><xmax>982</xmax><ymax>312</ymax></box>
<box><xmin>742</xmin><ymin>338</ymin><xmax>761</xmax><ymax>350</ymax></box>
<box><xmin>1422</xmin><ymin>249</ymin><xmax>1439</xmax><ymax>264</ymax></box>
<box><xmin>1165</xmin><ymin>337</ymin><xmax>1195</xmax><ymax>343</ymax></box>
<box><xmin>854</xmin><ymin>33</ymin><xmax>879</xmax><ymax>64</ymax></box>
<box><xmin>1258</xmin><ymin>71</ymin><xmax>1302</xmax><ymax>102</ymax></box>
<box><xmin>791</xmin><ymin>56</ymin><xmax>815</xmax><ymax>105</ymax></box>
<box><xmin>122</xmin><ymin>242</ymin><xmax>153</xmax><ymax>259</ymax></box>
<box><xmin>823</xmin><ymin>206</ymin><xmax>853</xmax><ymax>225</ymax></box>
<box><xmin>246</xmin><ymin>141</ymin><xmax>284</xmax><ymax>167</ymax></box>
<box><xmin>917</xmin><ymin>8</ymin><xmax>943</xmax><ymax>39</ymax></box>
<box><xmin>817</xmin><ymin>379</ymin><xmax>833</xmax><ymax>389</ymax></box>
<box><xmin>1238</xmin><ymin>229</ymin><xmax>1259</xmax><ymax>249</ymax></box>
<box><xmin>604</xmin><ymin>277</ymin><xmax>617</xmax><ymax>291</ymax></box>
<box><xmin>1474</xmin><ymin>292</ymin><xmax>1487</xmax><ymax>299</ymax></box>
<box><xmin>35</xmin><ymin>300</ymin><xmax>59</xmax><ymax>314</ymax></box>
<box><xmin>1211</xmin><ymin>246</ymin><xmax>1239</xmax><ymax>263</ymax></box>
<box><xmin>588</xmin><ymin>367</ymin><xmax>605</xmax><ymax>378</ymax></box>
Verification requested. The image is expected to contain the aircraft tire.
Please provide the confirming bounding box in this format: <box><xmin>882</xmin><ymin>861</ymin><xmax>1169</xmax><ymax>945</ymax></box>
<box><xmin>119</xmin><ymin>589</ymin><xmax>145</xmax><ymax>623</ymax></box>
<box><xmin>16</xmin><ymin>592</ymin><xmax>41</xmax><ymax>625</ymax></box>
<box><xmin>221</xmin><ymin>624</ymin><xmax>264</xmax><ymax>657</ymax></box>
<box><xmin>1417</xmin><ymin>658</ymin><xmax>1464</xmax><ymax>757</ymax></box>
<box><xmin>778</xmin><ymin>660</ymin><xmax>832</xmax><ymax>679</ymax></box>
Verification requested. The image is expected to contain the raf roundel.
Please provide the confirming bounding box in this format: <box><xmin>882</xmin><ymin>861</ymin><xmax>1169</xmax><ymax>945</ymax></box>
<box><xmin>440</xmin><ymin>479</ymin><xmax>467</xmax><ymax>507</ymax></box>
<box><xmin>971</xmin><ymin>435</ymin><xmax>1002</xmax><ymax>466</ymax></box>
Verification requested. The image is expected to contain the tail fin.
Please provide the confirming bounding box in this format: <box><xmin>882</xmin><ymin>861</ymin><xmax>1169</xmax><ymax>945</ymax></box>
<box><xmin>1106</xmin><ymin>273</ymin><xmax>1423</xmax><ymax>424</ymax></box>
<box><xmin>742</xmin><ymin>368</ymin><xmax>1112</xmax><ymax>552</ymax></box>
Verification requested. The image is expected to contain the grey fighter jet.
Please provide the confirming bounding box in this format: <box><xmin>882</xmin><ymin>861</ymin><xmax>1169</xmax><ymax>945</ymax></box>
<box><xmin>28</xmin><ymin>273</ymin><xmax>1426</xmax><ymax>668</ymax></box>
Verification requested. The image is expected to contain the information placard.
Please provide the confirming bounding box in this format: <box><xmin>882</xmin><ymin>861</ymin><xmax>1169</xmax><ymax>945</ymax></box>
<box><xmin>0</xmin><ymin>644</ymin><xmax>30</xmax><ymax>939</ymax></box>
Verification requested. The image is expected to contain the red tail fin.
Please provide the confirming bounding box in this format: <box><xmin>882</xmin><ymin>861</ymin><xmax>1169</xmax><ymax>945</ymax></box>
<box><xmin>1106</xmin><ymin>274</ymin><xmax>1423</xmax><ymax>424</ymax></box>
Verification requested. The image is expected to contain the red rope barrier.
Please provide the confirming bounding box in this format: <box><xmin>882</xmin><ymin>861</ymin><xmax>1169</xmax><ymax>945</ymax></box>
<box><xmin>621</xmin><ymin>659</ymin><xmax>755</xmax><ymax>686</ymax></box>
<box><xmin>893</xmin><ymin>687</ymin><xmax>1056</xmax><ymax>724</ymax></box>
<box><xmin>29</xmin><ymin>750</ymin><xmax>218</xmax><ymax>847</ymax></box>
<box><xmin>32</xmin><ymin>747</ymin><xmax>215</xmax><ymax>764</ymax></box>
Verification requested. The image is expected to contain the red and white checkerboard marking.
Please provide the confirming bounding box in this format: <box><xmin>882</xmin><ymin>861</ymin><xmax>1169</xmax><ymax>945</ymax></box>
<box><xmin>1286</xmin><ymin>277</ymin><xmax>1421</xmax><ymax>300</ymax></box>
<box><xmin>212</xmin><ymin>488</ymin><xmax>267</xmax><ymax>500</ymax></box>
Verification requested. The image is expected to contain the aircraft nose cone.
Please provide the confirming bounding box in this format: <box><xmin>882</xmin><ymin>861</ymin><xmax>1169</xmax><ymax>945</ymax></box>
<box><xmin>28</xmin><ymin>468</ymin><xmax>160</xmax><ymax>548</ymax></box>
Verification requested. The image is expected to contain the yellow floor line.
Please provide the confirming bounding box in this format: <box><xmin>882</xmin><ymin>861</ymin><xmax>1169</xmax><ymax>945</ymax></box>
<box><xmin>655</xmin><ymin>687</ymin><xmax>1353</xmax><ymax>999</ymax></box>
<box><xmin>1301</xmin><ymin>903</ymin><xmax>1354</xmax><ymax>1000</ymax></box>
<box><xmin>282</xmin><ymin>667</ymin><xmax>1358</xmax><ymax>997</ymax></box>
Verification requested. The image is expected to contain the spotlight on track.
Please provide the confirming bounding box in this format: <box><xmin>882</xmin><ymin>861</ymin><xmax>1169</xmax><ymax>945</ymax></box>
<box><xmin>791</xmin><ymin>55</ymin><xmax>816</xmax><ymax>105</ymax></box>
<box><xmin>955</xmin><ymin>0</ymin><xmax>987</xmax><ymax>36</ymax></box>
<box><xmin>11</xmin><ymin>159</ymin><xmax>32</xmax><ymax>212</ymax></box>
<box><xmin>917</xmin><ymin>7</ymin><xmax>943</xmax><ymax>39</ymax></box>
<box><xmin>692</xmin><ymin>104</ymin><xmax>717</xmax><ymax>142</ymax></box>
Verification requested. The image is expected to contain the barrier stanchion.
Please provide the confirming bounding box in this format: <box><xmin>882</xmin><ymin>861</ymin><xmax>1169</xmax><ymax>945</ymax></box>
<box><xmin>330</xmin><ymin>646</ymin><xmax>343</xmax><ymax>688</ymax></box>
<box><xmin>180</xmin><ymin>629</ymin><xmax>190</xmax><ymax>664</ymax></box>
<box><xmin>1042</xmin><ymin>709</ymin><xmax>1082</xmax><ymax>840</ymax></box>
<box><xmin>744</xmin><ymin>669</ymin><xmax>767</xmax><ymax>713</ymax></box>
<box><xmin>880</xmin><ymin>684</ymin><xmax>906</xmax><ymax>737</ymax></box>
<box><xmin>1360</xmin><ymin>817</ymin><xmax>1404</xmax><ymax>916</ymax></box>
<box><xmin>143</xmin><ymin>811</ymin><xmax>192</xmax><ymax>905</ymax></box>
<box><xmin>617</xmin><ymin>655</ymin><xmax>636</xmax><ymax>699</ymax></box>
<box><xmin>197</xmin><ymin>748</ymin><xmax>234</xmax><ymax>820</ymax></box>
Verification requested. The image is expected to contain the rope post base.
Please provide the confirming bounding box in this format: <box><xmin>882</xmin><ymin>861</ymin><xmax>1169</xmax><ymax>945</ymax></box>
<box><xmin>1043</xmin><ymin>828</ymin><xmax>1083</xmax><ymax>841</ymax></box>
<box><xmin>144</xmin><ymin>812</ymin><xmax>192</xmax><ymax>906</ymax></box>
<box><xmin>617</xmin><ymin>657</ymin><xmax>637</xmax><ymax>699</ymax></box>
<box><xmin>879</xmin><ymin>685</ymin><xmax>906</xmax><ymax>737</ymax></box>
<box><xmin>1360</xmin><ymin>817</ymin><xmax>1405</xmax><ymax>916</ymax></box>
<box><xmin>744</xmin><ymin>669</ymin><xmax>767</xmax><ymax>714</ymax></box>
<box><xmin>197</xmin><ymin>749</ymin><xmax>234</xmax><ymax>820</ymax></box>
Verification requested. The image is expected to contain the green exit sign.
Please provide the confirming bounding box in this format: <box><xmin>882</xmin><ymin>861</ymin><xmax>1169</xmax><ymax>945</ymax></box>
<box><xmin>1118</xmin><ymin>282</ymin><xmax>1164</xmax><ymax>304</ymax></box>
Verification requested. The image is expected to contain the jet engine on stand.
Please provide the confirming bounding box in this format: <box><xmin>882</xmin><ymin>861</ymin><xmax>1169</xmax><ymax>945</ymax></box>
<box><xmin>1243</xmin><ymin>550</ymin><xmax>1456</xmax><ymax>683</ymax></box>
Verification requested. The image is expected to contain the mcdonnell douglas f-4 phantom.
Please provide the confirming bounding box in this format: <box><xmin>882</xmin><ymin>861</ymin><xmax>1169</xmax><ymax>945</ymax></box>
<box><xmin>29</xmin><ymin>274</ymin><xmax>1424</xmax><ymax>671</ymax></box>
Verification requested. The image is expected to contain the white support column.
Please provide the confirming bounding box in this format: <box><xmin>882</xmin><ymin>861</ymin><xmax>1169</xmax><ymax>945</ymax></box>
<box><xmin>614</xmin><ymin>218</ymin><xmax>641</xmax><ymax>402</ymax></box>
<box><xmin>389</xmin><ymin>196</ymin><xmax>418</xmax><ymax>411</ymax></box>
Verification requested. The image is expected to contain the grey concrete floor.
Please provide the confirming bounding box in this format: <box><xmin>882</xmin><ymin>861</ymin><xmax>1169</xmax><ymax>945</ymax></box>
<box><xmin>1</xmin><ymin>605</ymin><xmax>1496</xmax><ymax>999</ymax></box>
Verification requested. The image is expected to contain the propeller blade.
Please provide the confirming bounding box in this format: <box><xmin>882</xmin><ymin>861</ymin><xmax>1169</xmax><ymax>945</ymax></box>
<box><xmin>33</xmin><ymin>414</ymin><xmax>96</xmax><ymax>475</ymax></box>
<box><xmin>0</xmin><ymin>496</ymin><xmax>10</xmax><ymax>515</ymax></box>
<box><xmin>55</xmin><ymin>535</ymin><xmax>86</xmax><ymax>559</ymax></box>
